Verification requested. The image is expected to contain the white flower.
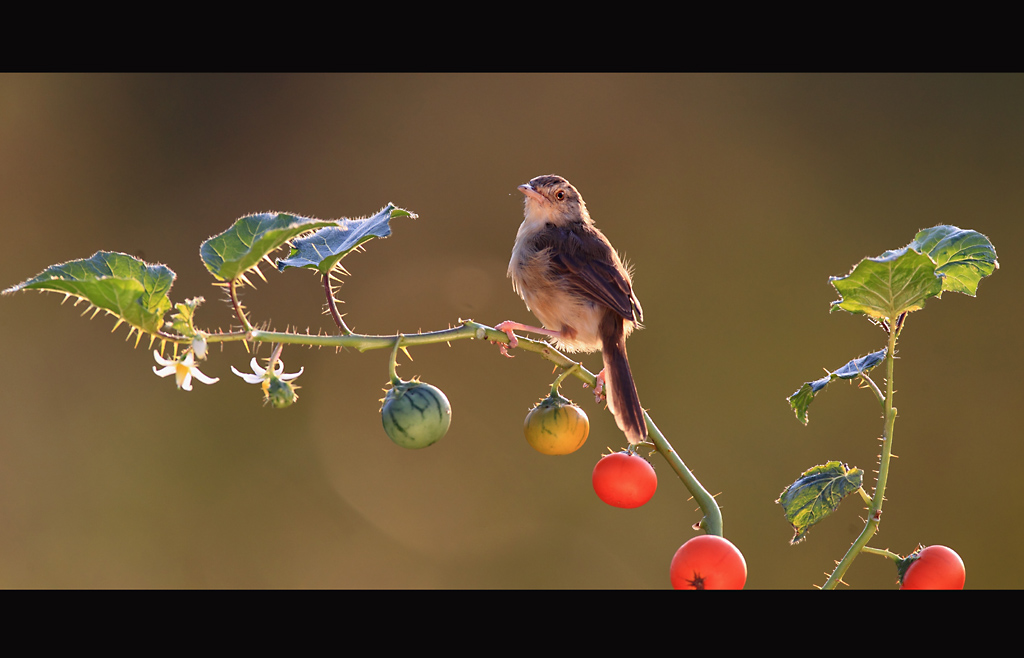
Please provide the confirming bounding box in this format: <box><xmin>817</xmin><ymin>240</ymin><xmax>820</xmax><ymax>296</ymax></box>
<box><xmin>153</xmin><ymin>350</ymin><xmax>219</xmax><ymax>391</ymax></box>
<box><xmin>232</xmin><ymin>357</ymin><xmax>302</xmax><ymax>385</ymax></box>
<box><xmin>232</xmin><ymin>357</ymin><xmax>303</xmax><ymax>407</ymax></box>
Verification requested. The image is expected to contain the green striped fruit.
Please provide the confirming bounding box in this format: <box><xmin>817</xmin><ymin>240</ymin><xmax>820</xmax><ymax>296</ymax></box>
<box><xmin>524</xmin><ymin>393</ymin><xmax>589</xmax><ymax>455</ymax></box>
<box><xmin>381</xmin><ymin>381</ymin><xmax>452</xmax><ymax>449</ymax></box>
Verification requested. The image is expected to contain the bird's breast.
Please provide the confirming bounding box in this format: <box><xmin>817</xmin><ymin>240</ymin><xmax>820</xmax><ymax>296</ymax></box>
<box><xmin>508</xmin><ymin>240</ymin><xmax>606</xmax><ymax>353</ymax></box>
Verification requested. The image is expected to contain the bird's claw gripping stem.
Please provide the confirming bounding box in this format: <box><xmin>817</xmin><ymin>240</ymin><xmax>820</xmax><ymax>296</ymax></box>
<box><xmin>593</xmin><ymin>369</ymin><xmax>607</xmax><ymax>404</ymax></box>
<box><xmin>493</xmin><ymin>321</ymin><xmax>519</xmax><ymax>358</ymax></box>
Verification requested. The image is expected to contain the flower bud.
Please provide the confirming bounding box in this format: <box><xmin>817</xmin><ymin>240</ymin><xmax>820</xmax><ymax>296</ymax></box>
<box><xmin>266</xmin><ymin>376</ymin><xmax>297</xmax><ymax>409</ymax></box>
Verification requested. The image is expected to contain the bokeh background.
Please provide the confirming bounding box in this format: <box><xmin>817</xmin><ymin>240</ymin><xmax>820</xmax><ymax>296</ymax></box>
<box><xmin>1</xmin><ymin>73</ymin><xmax>1020</xmax><ymax>588</ymax></box>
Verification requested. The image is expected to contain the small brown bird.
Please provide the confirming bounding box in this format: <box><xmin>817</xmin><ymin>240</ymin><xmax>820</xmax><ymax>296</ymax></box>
<box><xmin>497</xmin><ymin>175</ymin><xmax>647</xmax><ymax>445</ymax></box>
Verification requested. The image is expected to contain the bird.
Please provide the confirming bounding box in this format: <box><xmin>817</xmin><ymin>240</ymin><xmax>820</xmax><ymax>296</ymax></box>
<box><xmin>496</xmin><ymin>174</ymin><xmax>647</xmax><ymax>445</ymax></box>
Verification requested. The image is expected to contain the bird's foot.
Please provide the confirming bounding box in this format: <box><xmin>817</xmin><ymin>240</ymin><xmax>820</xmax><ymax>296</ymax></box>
<box><xmin>591</xmin><ymin>369</ymin><xmax>607</xmax><ymax>404</ymax></box>
<box><xmin>493</xmin><ymin>321</ymin><xmax>520</xmax><ymax>358</ymax></box>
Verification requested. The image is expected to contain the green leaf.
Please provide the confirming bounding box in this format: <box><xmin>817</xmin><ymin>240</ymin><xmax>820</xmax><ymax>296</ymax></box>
<box><xmin>789</xmin><ymin>348</ymin><xmax>886</xmax><ymax>425</ymax></box>
<box><xmin>777</xmin><ymin>461</ymin><xmax>864</xmax><ymax>544</ymax></box>
<box><xmin>200</xmin><ymin>212</ymin><xmax>341</xmax><ymax>281</ymax></box>
<box><xmin>3</xmin><ymin>251</ymin><xmax>175</xmax><ymax>335</ymax></box>
<box><xmin>908</xmin><ymin>225</ymin><xmax>998</xmax><ymax>296</ymax></box>
<box><xmin>167</xmin><ymin>296</ymin><xmax>204</xmax><ymax>337</ymax></box>
<box><xmin>276</xmin><ymin>204</ymin><xmax>416</xmax><ymax>274</ymax></box>
<box><xmin>830</xmin><ymin>247</ymin><xmax>943</xmax><ymax>320</ymax></box>
<box><xmin>830</xmin><ymin>225</ymin><xmax>999</xmax><ymax>320</ymax></box>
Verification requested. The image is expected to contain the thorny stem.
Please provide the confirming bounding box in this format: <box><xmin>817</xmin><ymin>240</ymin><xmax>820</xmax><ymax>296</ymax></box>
<box><xmin>859</xmin><ymin>373</ymin><xmax>884</xmax><ymax>409</ymax></box>
<box><xmin>157</xmin><ymin>328</ymin><xmax>248</xmax><ymax>345</ymax></box>
<box><xmin>229</xmin><ymin>278</ymin><xmax>253</xmax><ymax>333</ymax></box>
<box><xmin>151</xmin><ymin>277</ymin><xmax>722</xmax><ymax>539</ymax></box>
<box><xmin>861</xmin><ymin>546</ymin><xmax>901</xmax><ymax>562</ymax></box>
<box><xmin>646</xmin><ymin>412</ymin><xmax>724</xmax><ymax>537</ymax></box>
<box><xmin>894</xmin><ymin>312</ymin><xmax>907</xmax><ymax>338</ymax></box>
<box><xmin>822</xmin><ymin>322</ymin><xmax>899</xmax><ymax>589</ymax></box>
<box><xmin>550</xmin><ymin>363</ymin><xmax>580</xmax><ymax>396</ymax></box>
<box><xmin>232</xmin><ymin>319</ymin><xmax>722</xmax><ymax>537</ymax></box>
<box><xmin>388</xmin><ymin>335</ymin><xmax>403</xmax><ymax>387</ymax></box>
<box><xmin>150</xmin><ymin>297</ymin><xmax>722</xmax><ymax>533</ymax></box>
<box><xmin>324</xmin><ymin>273</ymin><xmax>352</xmax><ymax>335</ymax></box>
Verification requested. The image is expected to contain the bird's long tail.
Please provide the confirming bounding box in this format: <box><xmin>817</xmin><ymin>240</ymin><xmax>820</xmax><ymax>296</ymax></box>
<box><xmin>600</xmin><ymin>311</ymin><xmax>647</xmax><ymax>445</ymax></box>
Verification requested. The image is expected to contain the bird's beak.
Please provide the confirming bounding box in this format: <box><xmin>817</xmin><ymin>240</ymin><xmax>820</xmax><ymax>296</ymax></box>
<box><xmin>518</xmin><ymin>184</ymin><xmax>545</xmax><ymax>203</ymax></box>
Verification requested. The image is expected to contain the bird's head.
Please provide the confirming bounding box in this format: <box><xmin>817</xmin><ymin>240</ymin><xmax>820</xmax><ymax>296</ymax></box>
<box><xmin>519</xmin><ymin>175</ymin><xmax>590</xmax><ymax>225</ymax></box>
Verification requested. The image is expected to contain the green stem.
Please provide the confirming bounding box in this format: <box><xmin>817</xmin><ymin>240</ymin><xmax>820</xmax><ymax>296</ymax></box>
<box><xmin>268</xmin><ymin>343</ymin><xmax>284</xmax><ymax>371</ymax></box>
<box><xmin>323</xmin><ymin>273</ymin><xmax>353</xmax><ymax>335</ymax></box>
<box><xmin>859</xmin><ymin>373</ymin><xmax>884</xmax><ymax>409</ymax></box>
<box><xmin>823</xmin><ymin>326</ymin><xmax>899</xmax><ymax>589</ymax></box>
<box><xmin>861</xmin><ymin>546</ymin><xmax>901</xmax><ymax>562</ymax></box>
<box><xmin>229</xmin><ymin>278</ymin><xmax>253</xmax><ymax>333</ymax></box>
<box><xmin>245</xmin><ymin>319</ymin><xmax>721</xmax><ymax>535</ymax></box>
<box><xmin>388</xmin><ymin>335</ymin><xmax>403</xmax><ymax>386</ymax></box>
<box><xmin>550</xmin><ymin>364</ymin><xmax>580</xmax><ymax>396</ymax></box>
<box><xmin>645</xmin><ymin>412</ymin><xmax>723</xmax><ymax>537</ymax></box>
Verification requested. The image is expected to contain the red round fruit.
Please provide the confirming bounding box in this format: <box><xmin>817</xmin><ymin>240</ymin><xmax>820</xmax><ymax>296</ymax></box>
<box><xmin>900</xmin><ymin>545</ymin><xmax>965</xmax><ymax>590</ymax></box>
<box><xmin>670</xmin><ymin>535</ymin><xmax>747</xmax><ymax>590</ymax></box>
<box><xmin>591</xmin><ymin>451</ymin><xmax>657</xmax><ymax>508</ymax></box>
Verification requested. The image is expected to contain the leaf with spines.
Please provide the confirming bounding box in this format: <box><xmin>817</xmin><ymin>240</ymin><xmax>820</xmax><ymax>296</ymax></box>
<box><xmin>908</xmin><ymin>225</ymin><xmax>998</xmax><ymax>296</ymax></box>
<box><xmin>277</xmin><ymin>204</ymin><xmax>416</xmax><ymax>274</ymax></box>
<box><xmin>167</xmin><ymin>297</ymin><xmax>204</xmax><ymax>337</ymax></box>
<box><xmin>830</xmin><ymin>225</ymin><xmax>999</xmax><ymax>321</ymax></box>
<box><xmin>789</xmin><ymin>348</ymin><xmax>886</xmax><ymax>425</ymax></box>
<box><xmin>3</xmin><ymin>251</ymin><xmax>175</xmax><ymax>335</ymax></box>
<box><xmin>829</xmin><ymin>247</ymin><xmax>942</xmax><ymax>320</ymax></box>
<box><xmin>200</xmin><ymin>212</ymin><xmax>341</xmax><ymax>282</ymax></box>
<box><xmin>777</xmin><ymin>461</ymin><xmax>864</xmax><ymax>544</ymax></box>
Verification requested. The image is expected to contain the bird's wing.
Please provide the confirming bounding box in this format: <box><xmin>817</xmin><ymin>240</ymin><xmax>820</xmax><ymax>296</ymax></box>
<box><xmin>536</xmin><ymin>223</ymin><xmax>641</xmax><ymax>323</ymax></box>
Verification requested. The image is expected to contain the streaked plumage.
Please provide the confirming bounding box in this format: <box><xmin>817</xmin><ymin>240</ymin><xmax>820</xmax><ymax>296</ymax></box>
<box><xmin>500</xmin><ymin>175</ymin><xmax>647</xmax><ymax>444</ymax></box>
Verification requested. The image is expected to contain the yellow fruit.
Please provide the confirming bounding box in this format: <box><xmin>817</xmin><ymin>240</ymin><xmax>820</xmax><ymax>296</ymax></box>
<box><xmin>523</xmin><ymin>394</ymin><xmax>589</xmax><ymax>455</ymax></box>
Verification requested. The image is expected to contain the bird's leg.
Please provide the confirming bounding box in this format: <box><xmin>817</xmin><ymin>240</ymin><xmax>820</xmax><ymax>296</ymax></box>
<box><xmin>591</xmin><ymin>368</ymin><xmax>608</xmax><ymax>404</ymax></box>
<box><xmin>493</xmin><ymin>321</ymin><xmax>561</xmax><ymax>357</ymax></box>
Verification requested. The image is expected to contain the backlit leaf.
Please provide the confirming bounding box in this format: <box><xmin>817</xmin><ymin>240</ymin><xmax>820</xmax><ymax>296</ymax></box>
<box><xmin>778</xmin><ymin>462</ymin><xmax>863</xmax><ymax>544</ymax></box>
<box><xmin>829</xmin><ymin>247</ymin><xmax>942</xmax><ymax>320</ymax></box>
<box><xmin>789</xmin><ymin>348</ymin><xmax>886</xmax><ymax>425</ymax></box>
<box><xmin>276</xmin><ymin>204</ymin><xmax>416</xmax><ymax>274</ymax></box>
<box><xmin>908</xmin><ymin>225</ymin><xmax>998</xmax><ymax>296</ymax></box>
<box><xmin>200</xmin><ymin>213</ymin><xmax>340</xmax><ymax>281</ymax></box>
<box><xmin>4</xmin><ymin>251</ymin><xmax>175</xmax><ymax>335</ymax></box>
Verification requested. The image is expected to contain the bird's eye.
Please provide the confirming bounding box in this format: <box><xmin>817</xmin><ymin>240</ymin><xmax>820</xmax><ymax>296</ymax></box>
<box><xmin>555</xmin><ymin>190</ymin><xmax>565</xmax><ymax>201</ymax></box>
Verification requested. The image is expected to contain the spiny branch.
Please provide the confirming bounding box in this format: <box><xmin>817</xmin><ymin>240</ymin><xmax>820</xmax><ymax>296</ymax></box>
<box><xmin>323</xmin><ymin>272</ymin><xmax>352</xmax><ymax>335</ymax></box>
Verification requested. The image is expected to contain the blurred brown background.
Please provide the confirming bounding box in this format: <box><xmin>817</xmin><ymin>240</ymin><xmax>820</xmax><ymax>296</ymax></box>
<box><xmin>1</xmin><ymin>73</ymin><xmax>1020</xmax><ymax>588</ymax></box>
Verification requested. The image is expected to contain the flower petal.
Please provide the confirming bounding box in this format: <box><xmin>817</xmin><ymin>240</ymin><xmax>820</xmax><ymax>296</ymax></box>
<box><xmin>190</xmin><ymin>368</ymin><xmax>219</xmax><ymax>385</ymax></box>
<box><xmin>249</xmin><ymin>358</ymin><xmax>266</xmax><ymax>377</ymax></box>
<box><xmin>279</xmin><ymin>367</ymin><xmax>304</xmax><ymax>381</ymax></box>
<box><xmin>231</xmin><ymin>366</ymin><xmax>264</xmax><ymax>384</ymax></box>
<box><xmin>153</xmin><ymin>350</ymin><xmax>175</xmax><ymax>367</ymax></box>
<box><xmin>153</xmin><ymin>365</ymin><xmax>176</xmax><ymax>378</ymax></box>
